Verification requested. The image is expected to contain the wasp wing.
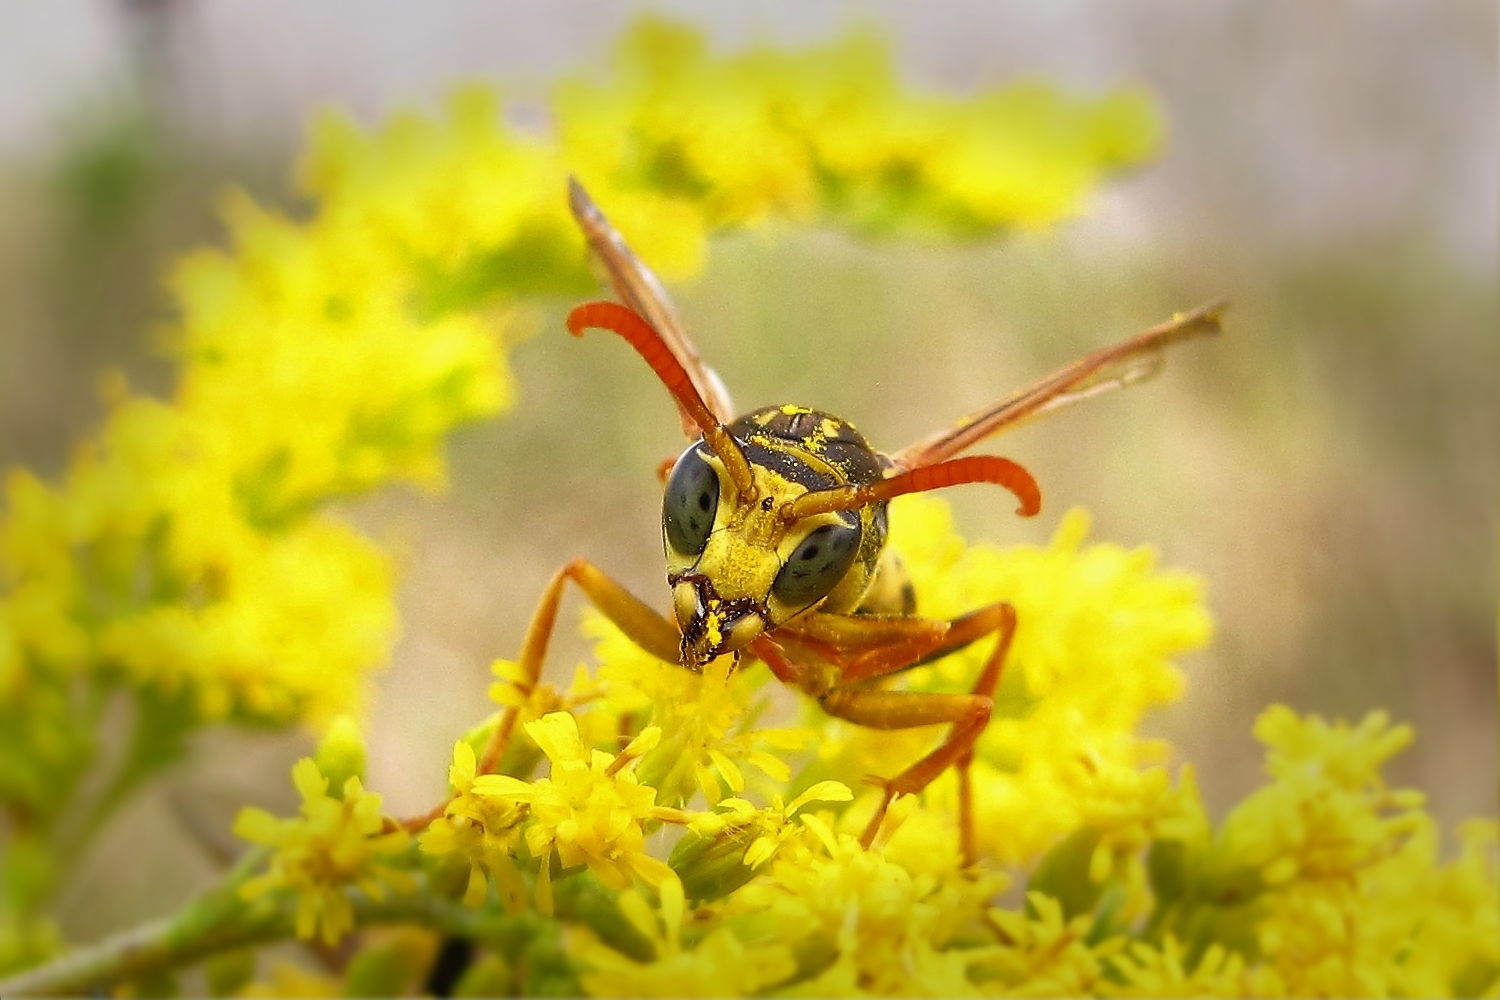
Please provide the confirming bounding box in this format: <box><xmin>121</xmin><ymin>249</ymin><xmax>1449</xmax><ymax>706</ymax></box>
<box><xmin>568</xmin><ymin>179</ymin><xmax>735</xmax><ymax>436</ymax></box>
<box><xmin>891</xmin><ymin>302</ymin><xmax>1225</xmax><ymax>471</ymax></box>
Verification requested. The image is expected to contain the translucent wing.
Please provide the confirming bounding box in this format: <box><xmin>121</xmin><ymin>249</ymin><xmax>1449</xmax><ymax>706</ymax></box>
<box><xmin>568</xmin><ymin>179</ymin><xmax>735</xmax><ymax>435</ymax></box>
<box><xmin>891</xmin><ymin>302</ymin><xmax>1226</xmax><ymax>471</ymax></box>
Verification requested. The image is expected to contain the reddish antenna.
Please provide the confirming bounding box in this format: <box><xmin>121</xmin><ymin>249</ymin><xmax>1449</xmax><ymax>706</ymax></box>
<box><xmin>567</xmin><ymin>301</ymin><xmax>758</xmax><ymax>498</ymax></box>
<box><xmin>780</xmin><ymin>455</ymin><xmax>1041</xmax><ymax>521</ymax></box>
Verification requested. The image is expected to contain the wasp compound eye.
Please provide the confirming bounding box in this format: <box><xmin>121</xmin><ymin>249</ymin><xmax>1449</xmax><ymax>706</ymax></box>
<box><xmin>663</xmin><ymin>446</ymin><xmax>720</xmax><ymax>557</ymax></box>
<box><xmin>772</xmin><ymin>520</ymin><xmax>862</xmax><ymax>607</ymax></box>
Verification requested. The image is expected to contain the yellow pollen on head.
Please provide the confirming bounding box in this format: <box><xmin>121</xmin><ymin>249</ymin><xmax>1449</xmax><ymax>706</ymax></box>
<box><xmin>780</xmin><ymin>403</ymin><xmax>811</xmax><ymax>416</ymax></box>
<box><xmin>703</xmin><ymin>604</ymin><xmax>726</xmax><ymax>647</ymax></box>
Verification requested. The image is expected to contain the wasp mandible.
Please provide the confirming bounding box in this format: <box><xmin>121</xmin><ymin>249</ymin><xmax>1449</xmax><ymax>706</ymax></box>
<box><xmin>482</xmin><ymin>179</ymin><xmax>1223</xmax><ymax>865</ymax></box>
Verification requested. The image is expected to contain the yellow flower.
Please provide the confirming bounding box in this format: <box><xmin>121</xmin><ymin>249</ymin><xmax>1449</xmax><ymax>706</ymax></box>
<box><xmin>234</xmin><ymin>960</ymin><xmax>343</xmax><ymax>998</ymax></box>
<box><xmin>1103</xmin><ymin>935</ymin><xmax>1251</xmax><ymax>998</ymax></box>
<box><xmin>669</xmin><ymin>780</ymin><xmax>854</xmax><ymax>903</ymax></box>
<box><xmin>418</xmin><ymin>741</ymin><xmax>528</xmax><ymax>909</ymax></box>
<box><xmin>1197</xmin><ymin>707</ymin><xmax>1499</xmax><ymax>997</ymax></box>
<box><xmin>810</xmin><ymin>496</ymin><xmax>1212</xmax><ymax>866</ymax></box>
<box><xmin>1256</xmin><ymin>703</ymin><xmax>1413</xmax><ymax>792</ymax></box>
<box><xmin>234</xmin><ymin>759</ymin><xmax>414</xmax><ymax>944</ymax></box>
<box><xmin>1218</xmin><ymin>706</ymin><xmax>1427</xmax><ymax>888</ymax></box>
<box><xmin>555</xmin><ymin>16</ymin><xmax>1161</xmax><ymax>240</ymax></box>
<box><xmin>585</xmin><ymin>612</ymin><xmax>798</xmax><ymax>806</ymax></box>
<box><xmin>981</xmin><ymin>892</ymin><xmax>1117</xmax><ymax>997</ymax></box>
<box><xmin>1069</xmin><ymin>761</ymin><xmax>1210</xmax><ymax>918</ymax></box>
<box><xmin>473</xmin><ymin>712</ymin><xmax>673</xmax><ymax>914</ymax></box>
<box><xmin>488</xmin><ymin>657</ymin><xmax>617</xmax><ymax>758</ymax></box>
<box><xmin>727</xmin><ymin>829</ymin><xmax>1007</xmax><ymax>995</ymax></box>
<box><xmin>572</xmin><ymin>881</ymin><xmax>796</xmax><ymax>997</ymax></box>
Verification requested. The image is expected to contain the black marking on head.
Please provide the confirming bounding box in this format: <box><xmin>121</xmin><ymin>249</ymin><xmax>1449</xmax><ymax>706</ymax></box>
<box><xmin>737</xmin><ymin>440</ymin><xmax>842</xmax><ymax>494</ymax></box>
<box><xmin>729</xmin><ymin>407</ymin><xmax>883</xmax><ymax>488</ymax></box>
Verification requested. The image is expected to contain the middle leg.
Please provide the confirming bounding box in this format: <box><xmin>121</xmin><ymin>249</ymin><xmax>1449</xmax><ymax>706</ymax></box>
<box><xmin>813</xmin><ymin>602</ymin><xmax>1016</xmax><ymax>864</ymax></box>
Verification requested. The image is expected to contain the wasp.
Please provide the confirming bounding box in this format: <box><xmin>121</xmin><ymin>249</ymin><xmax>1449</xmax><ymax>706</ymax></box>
<box><xmin>483</xmin><ymin>179</ymin><xmax>1222</xmax><ymax>865</ymax></box>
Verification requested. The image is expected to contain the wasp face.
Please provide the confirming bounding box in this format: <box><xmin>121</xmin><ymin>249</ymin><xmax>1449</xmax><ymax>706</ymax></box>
<box><xmin>661</xmin><ymin>442</ymin><xmax>862</xmax><ymax>668</ymax></box>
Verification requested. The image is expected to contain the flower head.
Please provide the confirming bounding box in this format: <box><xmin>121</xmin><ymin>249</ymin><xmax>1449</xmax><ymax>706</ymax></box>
<box><xmin>473</xmin><ymin>712</ymin><xmax>672</xmax><ymax>913</ymax></box>
<box><xmin>234</xmin><ymin>759</ymin><xmax>413</xmax><ymax>944</ymax></box>
<box><xmin>418</xmin><ymin>740</ymin><xmax>528</xmax><ymax>909</ymax></box>
<box><xmin>726</xmin><ymin>829</ymin><xmax>1007</xmax><ymax>994</ymax></box>
<box><xmin>981</xmin><ymin>892</ymin><xmax>1116</xmax><ymax>997</ymax></box>
<box><xmin>572</xmin><ymin>881</ymin><xmax>795</xmax><ymax>998</ymax></box>
<box><xmin>585</xmin><ymin>612</ymin><xmax>798</xmax><ymax>805</ymax></box>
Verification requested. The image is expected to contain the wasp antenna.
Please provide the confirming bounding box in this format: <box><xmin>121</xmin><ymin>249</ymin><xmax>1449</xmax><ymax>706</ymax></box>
<box><xmin>567</xmin><ymin>301</ymin><xmax>757</xmax><ymax>497</ymax></box>
<box><xmin>781</xmin><ymin>455</ymin><xmax>1041</xmax><ymax>522</ymax></box>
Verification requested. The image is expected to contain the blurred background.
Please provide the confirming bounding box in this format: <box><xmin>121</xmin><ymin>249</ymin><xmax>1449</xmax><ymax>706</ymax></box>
<box><xmin>2</xmin><ymin>1</ymin><xmax>1495</xmax><ymax>941</ymax></box>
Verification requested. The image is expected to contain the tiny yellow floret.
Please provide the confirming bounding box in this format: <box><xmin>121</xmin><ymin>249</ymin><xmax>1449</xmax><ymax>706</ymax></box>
<box><xmin>234</xmin><ymin>759</ymin><xmax>413</xmax><ymax>945</ymax></box>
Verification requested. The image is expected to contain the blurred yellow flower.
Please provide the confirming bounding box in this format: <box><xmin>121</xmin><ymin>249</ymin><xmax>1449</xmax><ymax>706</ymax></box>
<box><xmin>1103</xmin><ymin>936</ymin><xmax>1252</xmax><ymax>998</ymax></box>
<box><xmin>573</xmin><ymin>881</ymin><xmax>796</xmax><ymax>998</ymax></box>
<box><xmin>1219</xmin><ymin>707</ymin><xmax>1497</xmax><ymax>997</ymax></box>
<box><xmin>982</xmin><ymin>892</ymin><xmax>1117</xmax><ymax>996</ymax></box>
<box><xmin>810</xmin><ymin>496</ymin><xmax>1212</xmax><ymax>865</ymax></box>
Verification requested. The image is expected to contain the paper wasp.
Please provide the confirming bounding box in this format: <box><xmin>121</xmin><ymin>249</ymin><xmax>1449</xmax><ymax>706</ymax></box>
<box><xmin>482</xmin><ymin>179</ymin><xmax>1222</xmax><ymax>865</ymax></box>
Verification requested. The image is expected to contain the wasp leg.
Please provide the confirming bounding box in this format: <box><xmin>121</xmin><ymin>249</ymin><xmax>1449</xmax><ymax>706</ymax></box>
<box><xmin>787</xmin><ymin>611</ymin><xmax>948</xmax><ymax>657</ymax></box>
<box><xmin>788</xmin><ymin>604</ymin><xmax>1007</xmax><ymax>685</ymax></box>
<box><xmin>814</xmin><ymin>603</ymin><xmax>1016</xmax><ymax>865</ymax></box>
<box><xmin>478</xmin><ymin>558</ymin><xmax>680</xmax><ymax>774</ymax></box>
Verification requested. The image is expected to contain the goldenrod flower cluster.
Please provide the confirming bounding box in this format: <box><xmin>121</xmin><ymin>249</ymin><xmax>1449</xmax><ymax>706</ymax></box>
<box><xmin>1</xmin><ymin>14</ymin><xmax>1493</xmax><ymax>999</ymax></box>
<box><xmin>235</xmin><ymin>497</ymin><xmax>1496</xmax><ymax>996</ymax></box>
<box><xmin>0</xmin><ymin>13</ymin><xmax>1156</xmax><ymax>877</ymax></box>
<box><xmin>234</xmin><ymin>759</ymin><xmax>413</xmax><ymax>945</ymax></box>
<box><xmin>417</xmin><ymin>741</ymin><xmax>528</xmax><ymax>911</ymax></box>
<box><xmin>471</xmin><ymin>714</ymin><xmax>676</xmax><ymax>914</ymax></box>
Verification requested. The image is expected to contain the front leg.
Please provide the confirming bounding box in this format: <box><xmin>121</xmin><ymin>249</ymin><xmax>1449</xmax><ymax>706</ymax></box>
<box><xmin>479</xmin><ymin>558</ymin><xmax>681</xmax><ymax>774</ymax></box>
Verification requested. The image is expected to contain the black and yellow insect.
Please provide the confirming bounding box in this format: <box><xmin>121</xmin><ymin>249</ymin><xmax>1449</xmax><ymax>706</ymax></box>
<box><xmin>484</xmin><ymin>179</ymin><xmax>1222</xmax><ymax>864</ymax></box>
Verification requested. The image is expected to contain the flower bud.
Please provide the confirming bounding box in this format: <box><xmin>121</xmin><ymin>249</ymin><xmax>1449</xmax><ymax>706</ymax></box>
<box><xmin>1027</xmin><ymin>827</ymin><xmax>1105</xmax><ymax>919</ymax></box>
<box><xmin>313</xmin><ymin>714</ymin><xmax>367</xmax><ymax>797</ymax></box>
<box><xmin>343</xmin><ymin>928</ymin><xmax>436</xmax><ymax>997</ymax></box>
<box><xmin>669</xmin><ymin>822</ymin><xmax>762</xmax><ymax>903</ymax></box>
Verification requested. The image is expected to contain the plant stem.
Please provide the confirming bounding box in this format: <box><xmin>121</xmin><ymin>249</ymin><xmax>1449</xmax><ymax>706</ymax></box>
<box><xmin>0</xmin><ymin>878</ymin><xmax>278</xmax><ymax>997</ymax></box>
<box><xmin>0</xmin><ymin>861</ymin><xmax>648</xmax><ymax>996</ymax></box>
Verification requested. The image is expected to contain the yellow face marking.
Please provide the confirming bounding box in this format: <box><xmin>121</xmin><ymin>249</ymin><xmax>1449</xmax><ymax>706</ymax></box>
<box><xmin>703</xmin><ymin>596</ymin><xmax>726</xmax><ymax>648</ymax></box>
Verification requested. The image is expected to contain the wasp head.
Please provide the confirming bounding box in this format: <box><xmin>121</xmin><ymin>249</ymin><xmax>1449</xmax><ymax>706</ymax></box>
<box><xmin>662</xmin><ymin>440</ymin><xmax>865</xmax><ymax>669</ymax></box>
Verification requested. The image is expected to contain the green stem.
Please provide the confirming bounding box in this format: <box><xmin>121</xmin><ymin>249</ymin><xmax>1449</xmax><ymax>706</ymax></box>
<box><xmin>0</xmin><ymin>859</ymin><xmax>648</xmax><ymax>997</ymax></box>
<box><xmin>0</xmin><ymin>855</ymin><xmax>273</xmax><ymax>998</ymax></box>
<box><xmin>55</xmin><ymin>749</ymin><xmax>152</xmax><ymax>869</ymax></box>
<box><xmin>51</xmin><ymin>685</ymin><xmax>192</xmax><ymax>883</ymax></box>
